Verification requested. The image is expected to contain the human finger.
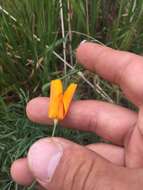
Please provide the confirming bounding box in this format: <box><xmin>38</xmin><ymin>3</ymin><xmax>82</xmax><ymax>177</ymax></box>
<box><xmin>86</xmin><ymin>143</ymin><xmax>124</xmax><ymax>166</ymax></box>
<box><xmin>10</xmin><ymin>143</ymin><xmax>124</xmax><ymax>186</ymax></box>
<box><xmin>76</xmin><ymin>42</ymin><xmax>143</xmax><ymax>106</ymax></box>
<box><xmin>26</xmin><ymin>97</ymin><xmax>137</xmax><ymax>145</ymax></box>
<box><xmin>125</xmin><ymin>106</ymin><xmax>143</xmax><ymax>168</ymax></box>
<box><xmin>27</xmin><ymin>137</ymin><xmax>143</xmax><ymax>190</ymax></box>
<box><xmin>10</xmin><ymin>158</ymin><xmax>34</xmax><ymax>186</ymax></box>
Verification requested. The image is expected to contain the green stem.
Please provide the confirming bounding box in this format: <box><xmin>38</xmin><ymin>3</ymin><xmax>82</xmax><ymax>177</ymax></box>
<box><xmin>52</xmin><ymin>119</ymin><xmax>58</xmax><ymax>137</ymax></box>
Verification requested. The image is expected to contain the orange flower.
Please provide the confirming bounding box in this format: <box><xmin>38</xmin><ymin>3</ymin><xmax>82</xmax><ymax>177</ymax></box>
<box><xmin>48</xmin><ymin>79</ymin><xmax>77</xmax><ymax>121</ymax></box>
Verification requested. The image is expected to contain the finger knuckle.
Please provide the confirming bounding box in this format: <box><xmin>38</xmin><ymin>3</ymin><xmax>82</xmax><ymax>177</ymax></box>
<box><xmin>61</xmin><ymin>148</ymin><xmax>97</xmax><ymax>190</ymax></box>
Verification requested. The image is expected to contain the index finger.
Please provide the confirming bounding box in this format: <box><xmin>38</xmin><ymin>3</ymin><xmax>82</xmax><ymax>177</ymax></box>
<box><xmin>76</xmin><ymin>42</ymin><xmax>143</xmax><ymax>106</ymax></box>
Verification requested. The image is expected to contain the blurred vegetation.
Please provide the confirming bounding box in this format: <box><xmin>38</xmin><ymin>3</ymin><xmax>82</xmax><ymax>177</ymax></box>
<box><xmin>0</xmin><ymin>0</ymin><xmax>143</xmax><ymax>189</ymax></box>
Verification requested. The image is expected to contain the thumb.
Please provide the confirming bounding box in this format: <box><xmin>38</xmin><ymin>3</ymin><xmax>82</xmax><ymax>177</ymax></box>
<box><xmin>27</xmin><ymin>137</ymin><xmax>134</xmax><ymax>190</ymax></box>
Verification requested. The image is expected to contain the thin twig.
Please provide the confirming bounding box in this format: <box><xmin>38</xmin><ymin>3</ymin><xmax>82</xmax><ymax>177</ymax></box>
<box><xmin>85</xmin><ymin>0</ymin><xmax>90</xmax><ymax>35</ymax></box>
<box><xmin>0</xmin><ymin>5</ymin><xmax>17</xmax><ymax>22</ymax></box>
<box><xmin>78</xmin><ymin>72</ymin><xmax>114</xmax><ymax>103</ymax></box>
<box><xmin>67</xmin><ymin>0</ymin><xmax>73</xmax><ymax>65</ymax></box>
<box><xmin>70</xmin><ymin>31</ymin><xmax>105</xmax><ymax>46</ymax></box>
<box><xmin>59</xmin><ymin>0</ymin><xmax>67</xmax><ymax>74</ymax></box>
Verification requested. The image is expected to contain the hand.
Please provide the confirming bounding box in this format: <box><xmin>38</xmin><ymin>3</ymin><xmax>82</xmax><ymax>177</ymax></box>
<box><xmin>11</xmin><ymin>42</ymin><xmax>143</xmax><ymax>190</ymax></box>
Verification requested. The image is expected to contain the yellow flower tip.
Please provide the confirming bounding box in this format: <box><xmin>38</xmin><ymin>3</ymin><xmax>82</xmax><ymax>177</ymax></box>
<box><xmin>48</xmin><ymin>79</ymin><xmax>77</xmax><ymax>120</ymax></box>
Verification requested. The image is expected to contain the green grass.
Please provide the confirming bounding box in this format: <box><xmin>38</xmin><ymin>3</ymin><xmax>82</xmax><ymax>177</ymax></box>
<box><xmin>0</xmin><ymin>0</ymin><xmax>143</xmax><ymax>189</ymax></box>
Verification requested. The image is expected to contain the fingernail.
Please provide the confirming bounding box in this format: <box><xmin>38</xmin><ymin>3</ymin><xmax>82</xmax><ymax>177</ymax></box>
<box><xmin>28</xmin><ymin>139</ymin><xmax>63</xmax><ymax>182</ymax></box>
<box><xmin>80</xmin><ymin>40</ymin><xmax>87</xmax><ymax>45</ymax></box>
<box><xmin>75</xmin><ymin>40</ymin><xmax>87</xmax><ymax>55</ymax></box>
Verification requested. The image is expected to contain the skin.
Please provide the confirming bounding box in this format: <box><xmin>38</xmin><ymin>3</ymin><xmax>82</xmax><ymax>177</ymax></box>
<box><xmin>10</xmin><ymin>42</ymin><xmax>143</xmax><ymax>189</ymax></box>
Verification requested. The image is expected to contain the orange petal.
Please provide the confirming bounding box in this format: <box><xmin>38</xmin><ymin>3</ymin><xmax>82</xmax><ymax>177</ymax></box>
<box><xmin>63</xmin><ymin>83</ymin><xmax>77</xmax><ymax>118</ymax></box>
<box><xmin>48</xmin><ymin>79</ymin><xmax>63</xmax><ymax>119</ymax></box>
<box><xmin>58</xmin><ymin>94</ymin><xmax>64</xmax><ymax>120</ymax></box>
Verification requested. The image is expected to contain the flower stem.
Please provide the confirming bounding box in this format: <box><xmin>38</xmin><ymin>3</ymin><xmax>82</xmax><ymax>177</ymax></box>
<box><xmin>52</xmin><ymin>119</ymin><xmax>58</xmax><ymax>137</ymax></box>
